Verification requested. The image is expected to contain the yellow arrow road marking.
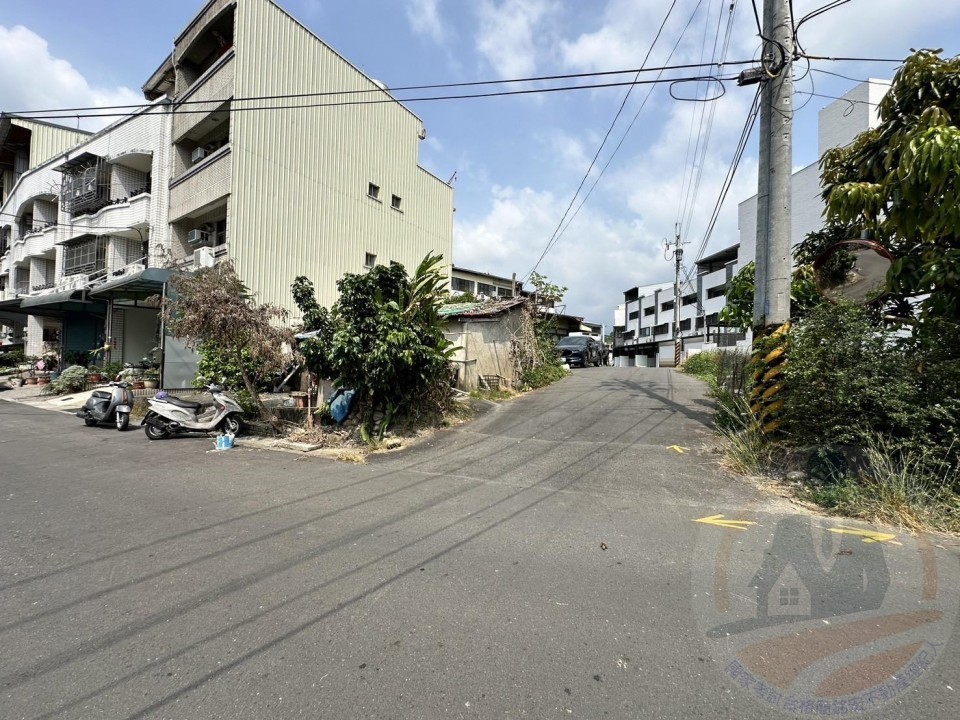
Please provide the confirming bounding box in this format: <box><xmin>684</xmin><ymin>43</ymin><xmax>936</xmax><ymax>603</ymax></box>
<box><xmin>829</xmin><ymin>526</ymin><xmax>900</xmax><ymax>544</ymax></box>
<box><xmin>694</xmin><ymin>514</ymin><xmax>758</xmax><ymax>530</ymax></box>
<box><xmin>667</xmin><ymin>445</ymin><xmax>689</xmax><ymax>454</ymax></box>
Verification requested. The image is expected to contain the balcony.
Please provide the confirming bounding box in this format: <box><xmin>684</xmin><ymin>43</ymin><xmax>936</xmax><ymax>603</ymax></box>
<box><xmin>169</xmin><ymin>147</ymin><xmax>231</xmax><ymax>221</ymax></box>
<box><xmin>13</xmin><ymin>225</ymin><xmax>59</xmax><ymax>262</ymax></box>
<box><xmin>61</xmin><ymin>192</ymin><xmax>151</xmax><ymax>243</ymax></box>
<box><xmin>174</xmin><ymin>0</ymin><xmax>235</xmax><ymax>97</ymax></box>
<box><xmin>173</xmin><ymin>52</ymin><xmax>235</xmax><ymax>142</ymax></box>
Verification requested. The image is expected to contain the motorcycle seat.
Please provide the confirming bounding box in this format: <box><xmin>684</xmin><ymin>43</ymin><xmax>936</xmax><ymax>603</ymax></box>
<box><xmin>160</xmin><ymin>396</ymin><xmax>203</xmax><ymax>411</ymax></box>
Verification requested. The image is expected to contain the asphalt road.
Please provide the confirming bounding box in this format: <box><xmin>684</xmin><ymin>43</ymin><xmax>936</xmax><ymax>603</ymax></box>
<box><xmin>1</xmin><ymin>368</ymin><xmax>957</xmax><ymax>719</ymax></box>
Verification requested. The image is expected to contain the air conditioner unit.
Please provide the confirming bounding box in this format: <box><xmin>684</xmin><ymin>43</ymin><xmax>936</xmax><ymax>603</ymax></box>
<box><xmin>190</xmin><ymin>147</ymin><xmax>208</xmax><ymax>164</ymax></box>
<box><xmin>193</xmin><ymin>246</ymin><xmax>215</xmax><ymax>269</ymax></box>
<box><xmin>186</xmin><ymin>229</ymin><xmax>210</xmax><ymax>244</ymax></box>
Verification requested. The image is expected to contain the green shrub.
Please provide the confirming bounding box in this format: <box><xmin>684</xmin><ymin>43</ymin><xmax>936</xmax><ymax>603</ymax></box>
<box><xmin>1</xmin><ymin>349</ymin><xmax>26</xmax><ymax>366</ymax></box>
<box><xmin>804</xmin><ymin>436</ymin><xmax>960</xmax><ymax>533</ymax></box>
<box><xmin>681</xmin><ymin>351</ymin><xmax>720</xmax><ymax>383</ymax></box>
<box><xmin>102</xmin><ymin>361</ymin><xmax>124</xmax><ymax>380</ymax></box>
<box><xmin>520</xmin><ymin>363</ymin><xmax>567</xmax><ymax>390</ymax></box>
<box><xmin>194</xmin><ymin>341</ymin><xmax>269</xmax><ymax>392</ymax></box>
<box><xmin>783</xmin><ymin>302</ymin><xmax>918</xmax><ymax>448</ymax></box>
<box><xmin>41</xmin><ymin>365</ymin><xmax>88</xmax><ymax>395</ymax></box>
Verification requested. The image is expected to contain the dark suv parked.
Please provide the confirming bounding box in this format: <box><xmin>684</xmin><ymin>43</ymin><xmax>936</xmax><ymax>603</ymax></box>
<box><xmin>555</xmin><ymin>335</ymin><xmax>602</xmax><ymax>367</ymax></box>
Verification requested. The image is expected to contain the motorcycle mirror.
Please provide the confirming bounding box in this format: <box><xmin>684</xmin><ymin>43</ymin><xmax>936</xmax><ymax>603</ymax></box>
<box><xmin>813</xmin><ymin>239</ymin><xmax>894</xmax><ymax>306</ymax></box>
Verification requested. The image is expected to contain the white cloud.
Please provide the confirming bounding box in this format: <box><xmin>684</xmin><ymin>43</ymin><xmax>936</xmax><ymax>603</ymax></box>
<box><xmin>474</xmin><ymin>0</ymin><xmax>557</xmax><ymax>78</ymax></box>
<box><xmin>405</xmin><ymin>0</ymin><xmax>449</xmax><ymax>44</ymax></box>
<box><xmin>0</xmin><ymin>25</ymin><xmax>142</xmax><ymax>132</ymax></box>
<box><xmin>455</xmin><ymin>83</ymin><xmax>762</xmax><ymax>323</ymax></box>
<box><xmin>791</xmin><ymin>0</ymin><xmax>960</xmax><ymax>60</ymax></box>
<box><xmin>454</xmin><ymin>185</ymin><xmax>666</xmax><ymax>325</ymax></box>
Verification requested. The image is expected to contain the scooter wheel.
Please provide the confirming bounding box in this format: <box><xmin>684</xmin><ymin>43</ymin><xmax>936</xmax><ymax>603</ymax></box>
<box><xmin>221</xmin><ymin>415</ymin><xmax>243</xmax><ymax>436</ymax></box>
<box><xmin>84</xmin><ymin>418</ymin><xmax>98</xmax><ymax>427</ymax></box>
<box><xmin>115</xmin><ymin>412</ymin><xmax>130</xmax><ymax>431</ymax></box>
<box><xmin>144</xmin><ymin>422</ymin><xmax>169</xmax><ymax>440</ymax></box>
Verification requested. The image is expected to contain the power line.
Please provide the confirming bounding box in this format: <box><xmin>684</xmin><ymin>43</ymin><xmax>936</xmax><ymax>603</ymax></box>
<box><xmin>694</xmin><ymin>86</ymin><xmax>762</xmax><ymax>264</ymax></box>
<box><xmin>6</xmin><ymin>59</ymin><xmax>757</xmax><ymax>119</ymax></box>
<box><xmin>522</xmin><ymin>0</ymin><xmax>683</xmax><ymax>282</ymax></box>
<box><xmin>794</xmin><ymin>90</ymin><xmax>879</xmax><ymax>107</ymax></box>
<box><xmin>532</xmin><ymin>0</ymin><xmax>711</xmax><ymax>267</ymax></box>
<box><xmin>798</xmin><ymin>53</ymin><xmax>904</xmax><ymax>63</ymax></box>
<box><xmin>9</xmin><ymin>72</ymin><xmax>742</xmax><ymax>123</ymax></box>
<box><xmin>677</xmin><ymin>0</ymin><xmax>738</xmax><ymax>248</ymax></box>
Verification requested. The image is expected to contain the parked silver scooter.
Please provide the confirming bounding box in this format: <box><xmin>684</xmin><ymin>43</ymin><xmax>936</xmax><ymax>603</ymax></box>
<box><xmin>141</xmin><ymin>384</ymin><xmax>244</xmax><ymax>440</ymax></box>
<box><xmin>77</xmin><ymin>381</ymin><xmax>135</xmax><ymax>431</ymax></box>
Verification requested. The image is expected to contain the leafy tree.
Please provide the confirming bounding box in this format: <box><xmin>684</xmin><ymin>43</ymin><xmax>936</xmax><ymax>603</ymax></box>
<box><xmin>293</xmin><ymin>253</ymin><xmax>456</xmax><ymax>442</ymax></box>
<box><xmin>720</xmin><ymin>259</ymin><xmax>820</xmax><ymax>331</ymax></box>
<box><xmin>333</xmin><ymin>253</ymin><xmax>455</xmax><ymax>440</ymax></box>
<box><xmin>821</xmin><ymin>49</ymin><xmax>960</xmax><ymax>323</ymax></box>
<box><xmin>529</xmin><ymin>271</ymin><xmax>567</xmax><ymax>306</ymax></box>
<box><xmin>159</xmin><ymin>262</ymin><xmax>291</xmax><ymax>419</ymax></box>
<box><xmin>782</xmin><ymin>302</ymin><xmax>918</xmax><ymax>448</ymax></box>
<box><xmin>291</xmin><ymin>276</ymin><xmax>336</xmax><ymax>379</ymax></box>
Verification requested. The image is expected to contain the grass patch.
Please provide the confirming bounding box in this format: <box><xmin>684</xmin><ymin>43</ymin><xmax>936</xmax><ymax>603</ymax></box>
<box><xmin>713</xmin><ymin>391</ymin><xmax>773</xmax><ymax>476</ymax></box>
<box><xmin>520</xmin><ymin>363</ymin><xmax>567</xmax><ymax>390</ymax></box>
<box><xmin>803</xmin><ymin>438</ymin><xmax>960</xmax><ymax>534</ymax></box>
<box><xmin>469</xmin><ymin>388</ymin><xmax>515</xmax><ymax>402</ymax></box>
<box><xmin>681</xmin><ymin>351</ymin><xmax>721</xmax><ymax>386</ymax></box>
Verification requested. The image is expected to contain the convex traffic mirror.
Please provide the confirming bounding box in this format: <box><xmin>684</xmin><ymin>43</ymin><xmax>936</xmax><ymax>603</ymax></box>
<box><xmin>812</xmin><ymin>239</ymin><xmax>894</xmax><ymax>306</ymax></box>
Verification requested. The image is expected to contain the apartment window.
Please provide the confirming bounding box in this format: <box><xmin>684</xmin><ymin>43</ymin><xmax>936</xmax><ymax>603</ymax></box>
<box><xmin>640</xmin><ymin>327</ymin><xmax>651</xmax><ymax>337</ymax></box>
<box><xmin>643</xmin><ymin>307</ymin><xmax>655</xmax><ymax>316</ymax></box>
<box><xmin>391</xmin><ymin>194</ymin><xmax>402</xmax><ymax>211</ymax></box>
<box><xmin>679</xmin><ymin>319</ymin><xmax>691</xmax><ymax>332</ymax></box>
<box><xmin>451</xmin><ymin>277</ymin><xmax>474</xmax><ymax>293</ymax></box>
<box><xmin>364</xmin><ymin>252</ymin><xmax>377</xmax><ymax>268</ymax></box>
<box><xmin>682</xmin><ymin>293</ymin><xmax>698</xmax><ymax>306</ymax></box>
<box><xmin>653</xmin><ymin>323</ymin><xmax>669</xmax><ymax>336</ymax></box>
<box><xmin>63</xmin><ymin>237</ymin><xmax>106</xmax><ymax>276</ymax></box>
<box><xmin>213</xmin><ymin>219</ymin><xmax>227</xmax><ymax>246</ymax></box>
<box><xmin>661</xmin><ymin>300</ymin><xmax>674</xmax><ymax>311</ymax></box>
<box><xmin>707</xmin><ymin>285</ymin><xmax>726</xmax><ymax>299</ymax></box>
<box><xmin>477</xmin><ymin>282</ymin><xmax>497</xmax><ymax>297</ymax></box>
<box><xmin>367</xmin><ymin>183</ymin><xmax>380</xmax><ymax>201</ymax></box>
<box><xmin>628</xmin><ymin>310</ymin><xmax>639</xmax><ymax>320</ymax></box>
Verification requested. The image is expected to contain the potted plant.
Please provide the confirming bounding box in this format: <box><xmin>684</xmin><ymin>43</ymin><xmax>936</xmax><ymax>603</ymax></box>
<box><xmin>87</xmin><ymin>344</ymin><xmax>111</xmax><ymax>382</ymax></box>
<box><xmin>143</xmin><ymin>369</ymin><xmax>160</xmax><ymax>389</ymax></box>
<box><xmin>21</xmin><ymin>355</ymin><xmax>38</xmax><ymax>385</ymax></box>
<box><xmin>86</xmin><ymin>365</ymin><xmax>104</xmax><ymax>383</ymax></box>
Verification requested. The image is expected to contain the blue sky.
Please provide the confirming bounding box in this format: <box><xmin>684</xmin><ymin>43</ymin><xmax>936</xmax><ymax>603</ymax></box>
<box><xmin>2</xmin><ymin>0</ymin><xmax>959</xmax><ymax>326</ymax></box>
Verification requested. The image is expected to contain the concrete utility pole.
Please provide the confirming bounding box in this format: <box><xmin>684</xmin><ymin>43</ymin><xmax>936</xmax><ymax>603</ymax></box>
<box><xmin>752</xmin><ymin>0</ymin><xmax>794</xmax><ymax>329</ymax></box>
<box><xmin>667</xmin><ymin>227</ymin><xmax>684</xmax><ymax>368</ymax></box>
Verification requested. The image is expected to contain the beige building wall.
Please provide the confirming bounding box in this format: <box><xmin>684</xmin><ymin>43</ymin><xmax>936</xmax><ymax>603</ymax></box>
<box><xmin>17</xmin><ymin>119</ymin><xmax>92</xmax><ymax>170</ymax></box>
<box><xmin>228</xmin><ymin>0</ymin><xmax>454</xmax><ymax>314</ymax></box>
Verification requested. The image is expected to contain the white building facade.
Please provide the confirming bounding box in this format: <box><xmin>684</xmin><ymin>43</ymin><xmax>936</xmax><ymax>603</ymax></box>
<box><xmin>613</xmin><ymin>79</ymin><xmax>891</xmax><ymax>367</ymax></box>
<box><xmin>1</xmin><ymin>0</ymin><xmax>453</xmax><ymax>384</ymax></box>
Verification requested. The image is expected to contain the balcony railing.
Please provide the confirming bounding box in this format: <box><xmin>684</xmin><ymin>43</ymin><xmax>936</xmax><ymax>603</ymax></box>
<box><xmin>31</xmin><ymin>281</ymin><xmax>56</xmax><ymax>292</ymax></box>
<box><xmin>15</xmin><ymin>283</ymin><xmax>29</xmax><ymax>296</ymax></box>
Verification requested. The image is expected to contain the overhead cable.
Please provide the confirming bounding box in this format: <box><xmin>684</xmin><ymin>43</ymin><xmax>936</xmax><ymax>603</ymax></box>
<box><xmin>522</xmin><ymin>0</ymin><xmax>683</xmax><ymax>281</ymax></box>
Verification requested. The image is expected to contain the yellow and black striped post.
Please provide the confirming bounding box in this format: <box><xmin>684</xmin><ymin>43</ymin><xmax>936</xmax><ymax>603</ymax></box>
<box><xmin>749</xmin><ymin>322</ymin><xmax>790</xmax><ymax>434</ymax></box>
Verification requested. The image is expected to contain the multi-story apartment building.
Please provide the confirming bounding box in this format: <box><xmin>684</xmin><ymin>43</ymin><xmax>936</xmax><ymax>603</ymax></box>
<box><xmin>1</xmin><ymin>0</ymin><xmax>453</xmax><ymax>384</ymax></box>
<box><xmin>449</xmin><ymin>266</ymin><xmax>521</xmax><ymax>299</ymax></box>
<box><xmin>613</xmin><ymin>79</ymin><xmax>890</xmax><ymax>367</ymax></box>
<box><xmin>0</xmin><ymin>107</ymin><xmax>170</xmax><ymax>364</ymax></box>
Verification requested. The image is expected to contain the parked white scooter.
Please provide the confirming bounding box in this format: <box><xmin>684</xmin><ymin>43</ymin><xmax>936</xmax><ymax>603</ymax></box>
<box><xmin>141</xmin><ymin>384</ymin><xmax>244</xmax><ymax>440</ymax></box>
